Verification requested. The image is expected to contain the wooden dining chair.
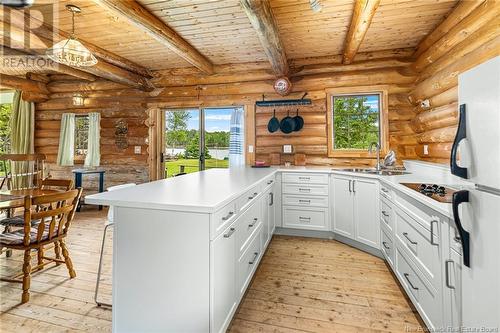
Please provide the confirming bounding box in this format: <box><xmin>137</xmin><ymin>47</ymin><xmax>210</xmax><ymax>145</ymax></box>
<box><xmin>0</xmin><ymin>188</ymin><xmax>82</xmax><ymax>303</ymax></box>
<box><xmin>0</xmin><ymin>154</ymin><xmax>46</xmax><ymax>190</ymax></box>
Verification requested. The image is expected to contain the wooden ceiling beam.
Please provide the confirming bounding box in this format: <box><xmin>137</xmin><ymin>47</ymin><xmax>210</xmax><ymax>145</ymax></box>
<box><xmin>93</xmin><ymin>0</ymin><xmax>214</xmax><ymax>74</ymax></box>
<box><xmin>0</xmin><ymin>12</ymin><xmax>155</xmax><ymax>91</ymax></box>
<box><xmin>342</xmin><ymin>0</ymin><xmax>381</xmax><ymax>64</ymax></box>
<box><xmin>240</xmin><ymin>0</ymin><xmax>289</xmax><ymax>77</ymax></box>
<box><xmin>0</xmin><ymin>73</ymin><xmax>49</xmax><ymax>102</ymax></box>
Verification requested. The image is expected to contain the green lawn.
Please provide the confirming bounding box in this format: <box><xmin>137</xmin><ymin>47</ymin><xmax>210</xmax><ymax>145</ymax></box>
<box><xmin>165</xmin><ymin>158</ymin><xmax>229</xmax><ymax>177</ymax></box>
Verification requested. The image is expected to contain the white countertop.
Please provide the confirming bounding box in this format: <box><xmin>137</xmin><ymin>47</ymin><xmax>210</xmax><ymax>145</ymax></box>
<box><xmin>85</xmin><ymin>167</ymin><xmax>277</xmax><ymax>213</ymax></box>
<box><xmin>86</xmin><ymin>163</ymin><xmax>463</xmax><ymax>218</ymax></box>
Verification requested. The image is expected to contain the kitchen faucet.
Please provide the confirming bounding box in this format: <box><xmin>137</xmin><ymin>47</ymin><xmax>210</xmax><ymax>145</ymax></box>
<box><xmin>368</xmin><ymin>142</ymin><xmax>382</xmax><ymax>171</ymax></box>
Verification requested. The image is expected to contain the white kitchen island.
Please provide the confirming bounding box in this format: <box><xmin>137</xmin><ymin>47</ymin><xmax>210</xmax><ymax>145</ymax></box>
<box><xmin>86</xmin><ymin>167</ymin><xmax>278</xmax><ymax>333</ymax></box>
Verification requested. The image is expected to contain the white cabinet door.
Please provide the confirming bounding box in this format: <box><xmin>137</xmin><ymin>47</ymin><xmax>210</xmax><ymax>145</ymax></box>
<box><xmin>332</xmin><ymin>175</ymin><xmax>354</xmax><ymax>239</ymax></box>
<box><xmin>261</xmin><ymin>189</ymin><xmax>270</xmax><ymax>247</ymax></box>
<box><xmin>445</xmin><ymin>250</ymin><xmax>462</xmax><ymax>330</ymax></box>
<box><xmin>211</xmin><ymin>225</ymin><xmax>237</xmax><ymax>333</ymax></box>
<box><xmin>353</xmin><ymin>177</ymin><xmax>380</xmax><ymax>248</ymax></box>
<box><xmin>268</xmin><ymin>184</ymin><xmax>276</xmax><ymax>236</ymax></box>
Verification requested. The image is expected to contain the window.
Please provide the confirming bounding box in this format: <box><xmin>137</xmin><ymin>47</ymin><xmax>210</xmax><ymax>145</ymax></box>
<box><xmin>0</xmin><ymin>91</ymin><xmax>14</xmax><ymax>154</ymax></box>
<box><xmin>74</xmin><ymin>115</ymin><xmax>89</xmax><ymax>156</ymax></box>
<box><xmin>327</xmin><ymin>87</ymin><xmax>388</xmax><ymax>157</ymax></box>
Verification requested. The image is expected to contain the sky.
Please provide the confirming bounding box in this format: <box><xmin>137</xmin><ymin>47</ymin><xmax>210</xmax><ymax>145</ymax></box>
<box><xmin>363</xmin><ymin>95</ymin><xmax>380</xmax><ymax>112</ymax></box>
<box><xmin>186</xmin><ymin>108</ymin><xmax>233</xmax><ymax>132</ymax></box>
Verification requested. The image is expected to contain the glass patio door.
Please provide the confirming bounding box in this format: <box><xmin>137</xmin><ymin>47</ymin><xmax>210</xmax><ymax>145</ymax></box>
<box><xmin>164</xmin><ymin>107</ymin><xmax>241</xmax><ymax>178</ymax></box>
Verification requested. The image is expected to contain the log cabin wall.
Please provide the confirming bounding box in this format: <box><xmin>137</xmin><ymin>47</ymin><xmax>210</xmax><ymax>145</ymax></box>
<box><xmin>146</xmin><ymin>51</ymin><xmax>418</xmax><ymax>168</ymax></box>
<box><xmin>408</xmin><ymin>1</ymin><xmax>500</xmax><ymax>164</ymax></box>
<box><xmin>34</xmin><ymin>77</ymin><xmax>150</xmax><ymax>190</ymax></box>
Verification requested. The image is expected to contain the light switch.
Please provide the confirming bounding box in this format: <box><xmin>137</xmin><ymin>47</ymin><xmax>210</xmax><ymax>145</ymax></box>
<box><xmin>423</xmin><ymin>144</ymin><xmax>429</xmax><ymax>155</ymax></box>
<box><xmin>134</xmin><ymin>146</ymin><xmax>142</xmax><ymax>154</ymax></box>
<box><xmin>248</xmin><ymin>145</ymin><xmax>254</xmax><ymax>153</ymax></box>
<box><xmin>283</xmin><ymin>145</ymin><xmax>293</xmax><ymax>154</ymax></box>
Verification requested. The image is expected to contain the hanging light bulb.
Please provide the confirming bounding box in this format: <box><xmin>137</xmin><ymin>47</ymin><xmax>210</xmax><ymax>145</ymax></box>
<box><xmin>310</xmin><ymin>0</ymin><xmax>322</xmax><ymax>13</ymax></box>
<box><xmin>46</xmin><ymin>5</ymin><xmax>97</xmax><ymax>67</ymax></box>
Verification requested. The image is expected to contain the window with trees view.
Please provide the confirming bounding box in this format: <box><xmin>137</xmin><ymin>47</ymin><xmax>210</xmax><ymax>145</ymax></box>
<box><xmin>332</xmin><ymin>94</ymin><xmax>381</xmax><ymax>150</ymax></box>
<box><xmin>75</xmin><ymin>115</ymin><xmax>89</xmax><ymax>156</ymax></box>
<box><xmin>0</xmin><ymin>92</ymin><xmax>14</xmax><ymax>155</ymax></box>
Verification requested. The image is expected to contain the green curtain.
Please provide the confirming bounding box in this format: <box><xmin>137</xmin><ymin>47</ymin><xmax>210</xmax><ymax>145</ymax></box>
<box><xmin>57</xmin><ymin>113</ymin><xmax>75</xmax><ymax>166</ymax></box>
<box><xmin>10</xmin><ymin>91</ymin><xmax>34</xmax><ymax>154</ymax></box>
<box><xmin>84</xmin><ymin>112</ymin><xmax>101</xmax><ymax>167</ymax></box>
<box><xmin>9</xmin><ymin>91</ymin><xmax>35</xmax><ymax>188</ymax></box>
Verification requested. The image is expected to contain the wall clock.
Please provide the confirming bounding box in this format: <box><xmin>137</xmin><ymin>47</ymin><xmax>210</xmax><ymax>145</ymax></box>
<box><xmin>273</xmin><ymin>77</ymin><xmax>292</xmax><ymax>96</ymax></box>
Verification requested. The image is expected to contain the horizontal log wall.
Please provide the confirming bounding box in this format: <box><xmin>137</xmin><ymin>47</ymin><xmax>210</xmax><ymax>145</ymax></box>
<box><xmin>408</xmin><ymin>1</ymin><xmax>500</xmax><ymax>164</ymax></box>
<box><xmin>35</xmin><ymin>81</ymin><xmax>149</xmax><ymax>191</ymax></box>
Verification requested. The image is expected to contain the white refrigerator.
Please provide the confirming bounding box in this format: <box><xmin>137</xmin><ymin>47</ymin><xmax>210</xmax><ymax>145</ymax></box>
<box><xmin>451</xmin><ymin>56</ymin><xmax>500</xmax><ymax>330</ymax></box>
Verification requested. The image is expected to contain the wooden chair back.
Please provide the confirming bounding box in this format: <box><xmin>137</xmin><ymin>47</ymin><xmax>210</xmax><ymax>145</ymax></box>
<box><xmin>0</xmin><ymin>154</ymin><xmax>46</xmax><ymax>190</ymax></box>
<box><xmin>40</xmin><ymin>178</ymin><xmax>74</xmax><ymax>191</ymax></box>
<box><xmin>21</xmin><ymin>188</ymin><xmax>82</xmax><ymax>247</ymax></box>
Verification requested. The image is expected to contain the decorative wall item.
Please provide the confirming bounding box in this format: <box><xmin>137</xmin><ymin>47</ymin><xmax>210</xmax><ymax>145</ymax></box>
<box><xmin>115</xmin><ymin>119</ymin><xmax>128</xmax><ymax>150</ymax></box>
<box><xmin>273</xmin><ymin>77</ymin><xmax>292</xmax><ymax>96</ymax></box>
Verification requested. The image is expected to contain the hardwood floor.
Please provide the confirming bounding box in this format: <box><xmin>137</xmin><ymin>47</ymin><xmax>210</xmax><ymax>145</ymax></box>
<box><xmin>0</xmin><ymin>210</ymin><xmax>424</xmax><ymax>332</ymax></box>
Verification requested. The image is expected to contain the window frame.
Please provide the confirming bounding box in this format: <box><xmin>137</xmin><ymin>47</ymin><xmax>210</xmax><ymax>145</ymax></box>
<box><xmin>74</xmin><ymin>114</ymin><xmax>90</xmax><ymax>163</ymax></box>
<box><xmin>326</xmin><ymin>86</ymin><xmax>389</xmax><ymax>158</ymax></box>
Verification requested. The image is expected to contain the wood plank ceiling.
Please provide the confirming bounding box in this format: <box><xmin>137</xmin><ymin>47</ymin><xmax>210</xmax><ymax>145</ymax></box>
<box><xmin>20</xmin><ymin>0</ymin><xmax>459</xmax><ymax>71</ymax></box>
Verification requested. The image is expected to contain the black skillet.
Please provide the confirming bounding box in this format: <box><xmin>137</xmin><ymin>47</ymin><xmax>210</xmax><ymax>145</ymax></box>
<box><xmin>267</xmin><ymin>109</ymin><xmax>280</xmax><ymax>133</ymax></box>
<box><xmin>280</xmin><ymin>110</ymin><xmax>296</xmax><ymax>134</ymax></box>
<box><xmin>292</xmin><ymin>109</ymin><xmax>304</xmax><ymax>131</ymax></box>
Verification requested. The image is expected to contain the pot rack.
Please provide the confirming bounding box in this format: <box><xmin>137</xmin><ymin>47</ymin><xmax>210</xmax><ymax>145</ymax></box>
<box><xmin>256</xmin><ymin>93</ymin><xmax>312</xmax><ymax>107</ymax></box>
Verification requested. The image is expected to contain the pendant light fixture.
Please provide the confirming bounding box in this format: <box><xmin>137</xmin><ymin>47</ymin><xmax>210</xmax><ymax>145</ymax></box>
<box><xmin>46</xmin><ymin>4</ymin><xmax>97</xmax><ymax>67</ymax></box>
<box><xmin>310</xmin><ymin>0</ymin><xmax>322</xmax><ymax>13</ymax></box>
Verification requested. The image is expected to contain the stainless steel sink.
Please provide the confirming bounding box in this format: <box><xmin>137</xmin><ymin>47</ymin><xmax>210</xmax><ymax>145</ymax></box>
<box><xmin>333</xmin><ymin>168</ymin><xmax>410</xmax><ymax>176</ymax></box>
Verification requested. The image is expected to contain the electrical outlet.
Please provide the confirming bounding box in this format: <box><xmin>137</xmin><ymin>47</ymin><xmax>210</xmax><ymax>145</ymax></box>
<box><xmin>423</xmin><ymin>144</ymin><xmax>429</xmax><ymax>155</ymax></box>
<box><xmin>283</xmin><ymin>145</ymin><xmax>293</xmax><ymax>154</ymax></box>
<box><xmin>134</xmin><ymin>146</ymin><xmax>142</xmax><ymax>154</ymax></box>
<box><xmin>248</xmin><ymin>145</ymin><xmax>254</xmax><ymax>153</ymax></box>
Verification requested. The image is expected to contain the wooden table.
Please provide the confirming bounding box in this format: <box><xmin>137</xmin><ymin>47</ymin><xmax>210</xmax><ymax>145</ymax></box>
<box><xmin>0</xmin><ymin>188</ymin><xmax>60</xmax><ymax>210</ymax></box>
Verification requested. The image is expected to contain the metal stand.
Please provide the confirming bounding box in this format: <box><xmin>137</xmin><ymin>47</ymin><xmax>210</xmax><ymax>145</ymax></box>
<box><xmin>95</xmin><ymin>221</ymin><xmax>112</xmax><ymax>307</ymax></box>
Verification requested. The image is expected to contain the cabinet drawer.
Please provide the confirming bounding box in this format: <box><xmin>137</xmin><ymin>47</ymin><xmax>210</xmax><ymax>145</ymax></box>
<box><xmin>237</xmin><ymin>227</ymin><xmax>262</xmax><ymax>296</ymax></box>
<box><xmin>282</xmin><ymin>183</ymin><xmax>328</xmax><ymax>196</ymax></box>
<box><xmin>380</xmin><ymin>183</ymin><xmax>393</xmax><ymax>200</ymax></box>
<box><xmin>395</xmin><ymin>207</ymin><xmax>441</xmax><ymax>289</ymax></box>
<box><xmin>262</xmin><ymin>175</ymin><xmax>275</xmax><ymax>189</ymax></box>
<box><xmin>381</xmin><ymin>228</ymin><xmax>394</xmax><ymax>268</ymax></box>
<box><xmin>282</xmin><ymin>173</ymin><xmax>328</xmax><ymax>185</ymax></box>
<box><xmin>282</xmin><ymin>195</ymin><xmax>328</xmax><ymax>208</ymax></box>
<box><xmin>237</xmin><ymin>184</ymin><xmax>260</xmax><ymax>212</ymax></box>
<box><xmin>283</xmin><ymin>207</ymin><xmax>328</xmax><ymax>231</ymax></box>
<box><xmin>396</xmin><ymin>246</ymin><xmax>442</xmax><ymax>329</ymax></box>
<box><xmin>380</xmin><ymin>197</ymin><xmax>394</xmax><ymax>232</ymax></box>
<box><xmin>235</xmin><ymin>202</ymin><xmax>262</xmax><ymax>255</ymax></box>
<box><xmin>212</xmin><ymin>200</ymin><xmax>237</xmax><ymax>238</ymax></box>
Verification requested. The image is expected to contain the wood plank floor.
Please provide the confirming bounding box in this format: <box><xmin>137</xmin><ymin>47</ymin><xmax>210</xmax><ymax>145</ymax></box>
<box><xmin>0</xmin><ymin>210</ymin><xmax>424</xmax><ymax>332</ymax></box>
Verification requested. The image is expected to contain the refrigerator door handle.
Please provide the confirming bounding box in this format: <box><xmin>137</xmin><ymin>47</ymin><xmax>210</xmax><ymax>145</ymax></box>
<box><xmin>450</xmin><ymin>104</ymin><xmax>468</xmax><ymax>179</ymax></box>
<box><xmin>452</xmin><ymin>190</ymin><xmax>470</xmax><ymax>267</ymax></box>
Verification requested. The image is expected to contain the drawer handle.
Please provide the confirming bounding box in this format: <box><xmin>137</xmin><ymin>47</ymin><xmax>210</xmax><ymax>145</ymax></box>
<box><xmin>299</xmin><ymin>216</ymin><xmax>311</xmax><ymax>222</ymax></box>
<box><xmin>221</xmin><ymin>211</ymin><xmax>234</xmax><ymax>221</ymax></box>
<box><xmin>298</xmin><ymin>188</ymin><xmax>311</xmax><ymax>192</ymax></box>
<box><xmin>445</xmin><ymin>259</ymin><xmax>455</xmax><ymax>289</ymax></box>
<box><xmin>267</xmin><ymin>180</ymin><xmax>273</xmax><ymax>185</ymax></box>
<box><xmin>381</xmin><ymin>188</ymin><xmax>389</xmax><ymax>193</ymax></box>
<box><xmin>223</xmin><ymin>227</ymin><xmax>236</xmax><ymax>238</ymax></box>
<box><xmin>249</xmin><ymin>252</ymin><xmax>259</xmax><ymax>265</ymax></box>
<box><xmin>403</xmin><ymin>232</ymin><xmax>417</xmax><ymax>245</ymax></box>
<box><xmin>298</xmin><ymin>177</ymin><xmax>310</xmax><ymax>180</ymax></box>
<box><xmin>381</xmin><ymin>211</ymin><xmax>389</xmax><ymax>217</ymax></box>
<box><xmin>269</xmin><ymin>192</ymin><xmax>273</xmax><ymax>206</ymax></box>
<box><xmin>249</xmin><ymin>218</ymin><xmax>258</xmax><ymax>228</ymax></box>
<box><xmin>430</xmin><ymin>220</ymin><xmax>438</xmax><ymax>245</ymax></box>
<box><xmin>403</xmin><ymin>273</ymin><xmax>419</xmax><ymax>290</ymax></box>
<box><xmin>248</xmin><ymin>192</ymin><xmax>258</xmax><ymax>200</ymax></box>
<box><xmin>454</xmin><ymin>236</ymin><xmax>461</xmax><ymax>243</ymax></box>
<box><xmin>382</xmin><ymin>241</ymin><xmax>390</xmax><ymax>250</ymax></box>
<box><xmin>299</xmin><ymin>199</ymin><xmax>311</xmax><ymax>204</ymax></box>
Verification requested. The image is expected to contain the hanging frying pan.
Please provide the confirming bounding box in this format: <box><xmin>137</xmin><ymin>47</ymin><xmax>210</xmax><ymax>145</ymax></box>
<box><xmin>293</xmin><ymin>108</ymin><xmax>304</xmax><ymax>131</ymax></box>
<box><xmin>267</xmin><ymin>109</ymin><xmax>280</xmax><ymax>133</ymax></box>
<box><xmin>280</xmin><ymin>110</ymin><xmax>296</xmax><ymax>134</ymax></box>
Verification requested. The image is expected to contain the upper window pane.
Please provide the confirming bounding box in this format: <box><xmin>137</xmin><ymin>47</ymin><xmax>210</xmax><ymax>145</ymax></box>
<box><xmin>332</xmin><ymin>94</ymin><xmax>380</xmax><ymax>150</ymax></box>
<box><xmin>75</xmin><ymin>116</ymin><xmax>89</xmax><ymax>156</ymax></box>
